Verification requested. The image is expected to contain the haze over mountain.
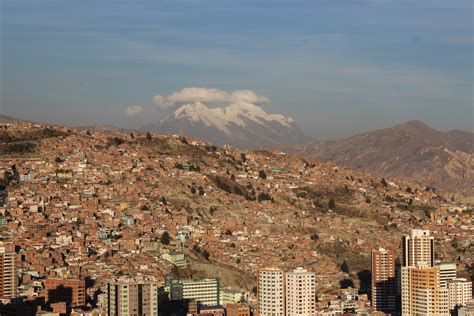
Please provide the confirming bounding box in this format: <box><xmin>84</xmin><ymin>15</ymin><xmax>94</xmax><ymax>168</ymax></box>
<box><xmin>0</xmin><ymin>115</ymin><xmax>27</xmax><ymax>124</ymax></box>
<box><xmin>3</xmin><ymin>1</ymin><xmax>473</xmax><ymax>137</ymax></box>
<box><xmin>139</xmin><ymin>89</ymin><xmax>309</xmax><ymax>148</ymax></box>
<box><xmin>287</xmin><ymin>120</ymin><xmax>473</xmax><ymax>195</ymax></box>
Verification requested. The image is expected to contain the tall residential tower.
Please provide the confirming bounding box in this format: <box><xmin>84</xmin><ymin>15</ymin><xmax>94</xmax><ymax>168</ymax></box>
<box><xmin>102</xmin><ymin>276</ymin><xmax>159</xmax><ymax>316</ymax></box>
<box><xmin>371</xmin><ymin>248</ymin><xmax>397</xmax><ymax>314</ymax></box>
<box><xmin>285</xmin><ymin>267</ymin><xmax>316</xmax><ymax>316</ymax></box>
<box><xmin>402</xmin><ymin>229</ymin><xmax>434</xmax><ymax>267</ymax></box>
<box><xmin>257</xmin><ymin>268</ymin><xmax>285</xmax><ymax>316</ymax></box>
<box><xmin>0</xmin><ymin>243</ymin><xmax>16</xmax><ymax>301</ymax></box>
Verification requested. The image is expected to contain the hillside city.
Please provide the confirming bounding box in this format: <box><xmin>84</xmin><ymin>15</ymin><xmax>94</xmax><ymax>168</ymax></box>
<box><xmin>0</xmin><ymin>121</ymin><xmax>472</xmax><ymax>315</ymax></box>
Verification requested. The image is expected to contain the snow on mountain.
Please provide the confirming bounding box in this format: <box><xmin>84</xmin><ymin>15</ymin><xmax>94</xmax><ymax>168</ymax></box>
<box><xmin>173</xmin><ymin>102</ymin><xmax>294</xmax><ymax>135</ymax></box>
<box><xmin>141</xmin><ymin>102</ymin><xmax>307</xmax><ymax>148</ymax></box>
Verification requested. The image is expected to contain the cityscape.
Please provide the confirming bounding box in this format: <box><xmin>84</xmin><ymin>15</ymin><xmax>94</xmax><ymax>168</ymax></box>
<box><xmin>1</xmin><ymin>0</ymin><xmax>473</xmax><ymax>315</ymax></box>
<box><xmin>0</xmin><ymin>121</ymin><xmax>472</xmax><ymax>315</ymax></box>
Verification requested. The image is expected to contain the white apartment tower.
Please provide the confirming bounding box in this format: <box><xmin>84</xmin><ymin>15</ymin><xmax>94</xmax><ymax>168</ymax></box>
<box><xmin>447</xmin><ymin>278</ymin><xmax>473</xmax><ymax>311</ymax></box>
<box><xmin>401</xmin><ymin>230</ymin><xmax>451</xmax><ymax>315</ymax></box>
<box><xmin>285</xmin><ymin>267</ymin><xmax>316</xmax><ymax>316</ymax></box>
<box><xmin>258</xmin><ymin>268</ymin><xmax>285</xmax><ymax>316</ymax></box>
<box><xmin>401</xmin><ymin>264</ymin><xmax>449</xmax><ymax>315</ymax></box>
<box><xmin>402</xmin><ymin>229</ymin><xmax>435</xmax><ymax>267</ymax></box>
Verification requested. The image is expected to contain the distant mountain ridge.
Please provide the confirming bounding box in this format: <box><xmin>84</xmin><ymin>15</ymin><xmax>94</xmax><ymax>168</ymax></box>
<box><xmin>0</xmin><ymin>114</ymin><xmax>28</xmax><ymax>123</ymax></box>
<box><xmin>141</xmin><ymin>101</ymin><xmax>309</xmax><ymax>148</ymax></box>
<box><xmin>287</xmin><ymin>120</ymin><xmax>473</xmax><ymax>194</ymax></box>
<box><xmin>76</xmin><ymin>125</ymin><xmax>135</xmax><ymax>134</ymax></box>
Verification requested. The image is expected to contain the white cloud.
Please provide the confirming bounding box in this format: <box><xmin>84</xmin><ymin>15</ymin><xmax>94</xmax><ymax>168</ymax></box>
<box><xmin>230</xmin><ymin>89</ymin><xmax>269</xmax><ymax>104</ymax></box>
<box><xmin>153</xmin><ymin>87</ymin><xmax>269</xmax><ymax>109</ymax></box>
<box><xmin>125</xmin><ymin>105</ymin><xmax>147</xmax><ymax>117</ymax></box>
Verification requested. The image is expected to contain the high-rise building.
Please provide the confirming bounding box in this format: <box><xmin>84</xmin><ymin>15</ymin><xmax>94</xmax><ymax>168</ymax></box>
<box><xmin>44</xmin><ymin>278</ymin><xmax>85</xmax><ymax>310</ymax></box>
<box><xmin>435</xmin><ymin>262</ymin><xmax>457</xmax><ymax>288</ymax></box>
<box><xmin>164</xmin><ymin>277</ymin><xmax>220</xmax><ymax>306</ymax></box>
<box><xmin>447</xmin><ymin>278</ymin><xmax>473</xmax><ymax>312</ymax></box>
<box><xmin>402</xmin><ymin>229</ymin><xmax>434</xmax><ymax>267</ymax></box>
<box><xmin>371</xmin><ymin>248</ymin><xmax>397</xmax><ymax>314</ymax></box>
<box><xmin>257</xmin><ymin>268</ymin><xmax>285</xmax><ymax>316</ymax></box>
<box><xmin>0</xmin><ymin>242</ymin><xmax>16</xmax><ymax>301</ymax></box>
<box><xmin>285</xmin><ymin>267</ymin><xmax>315</xmax><ymax>316</ymax></box>
<box><xmin>401</xmin><ymin>265</ymin><xmax>449</xmax><ymax>315</ymax></box>
<box><xmin>102</xmin><ymin>276</ymin><xmax>159</xmax><ymax>316</ymax></box>
<box><xmin>167</xmin><ymin>278</ymin><xmax>184</xmax><ymax>301</ymax></box>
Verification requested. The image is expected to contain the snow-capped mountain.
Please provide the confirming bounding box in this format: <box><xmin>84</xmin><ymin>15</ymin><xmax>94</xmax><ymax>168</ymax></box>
<box><xmin>141</xmin><ymin>102</ymin><xmax>309</xmax><ymax>148</ymax></box>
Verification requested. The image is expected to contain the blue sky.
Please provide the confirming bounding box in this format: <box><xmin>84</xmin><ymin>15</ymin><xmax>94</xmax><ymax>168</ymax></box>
<box><xmin>1</xmin><ymin>0</ymin><xmax>472</xmax><ymax>139</ymax></box>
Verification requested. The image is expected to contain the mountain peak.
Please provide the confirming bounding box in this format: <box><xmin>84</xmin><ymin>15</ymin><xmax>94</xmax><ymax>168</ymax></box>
<box><xmin>392</xmin><ymin>120</ymin><xmax>436</xmax><ymax>133</ymax></box>
<box><xmin>286</xmin><ymin>120</ymin><xmax>474</xmax><ymax>194</ymax></box>
<box><xmin>142</xmin><ymin>102</ymin><xmax>308</xmax><ymax>148</ymax></box>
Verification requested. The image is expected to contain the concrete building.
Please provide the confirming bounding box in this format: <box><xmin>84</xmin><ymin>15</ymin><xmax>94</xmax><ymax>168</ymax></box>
<box><xmin>371</xmin><ymin>248</ymin><xmax>397</xmax><ymax>314</ymax></box>
<box><xmin>436</xmin><ymin>262</ymin><xmax>457</xmax><ymax>288</ymax></box>
<box><xmin>165</xmin><ymin>277</ymin><xmax>220</xmax><ymax>306</ymax></box>
<box><xmin>401</xmin><ymin>265</ymin><xmax>449</xmax><ymax>315</ymax></box>
<box><xmin>102</xmin><ymin>276</ymin><xmax>159</xmax><ymax>316</ymax></box>
<box><xmin>167</xmin><ymin>278</ymin><xmax>184</xmax><ymax>301</ymax></box>
<box><xmin>161</xmin><ymin>252</ymin><xmax>187</xmax><ymax>268</ymax></box>
<box><xmin>44</xmin><ymin>278</ymin><xmax>85</xmax><ymax>310</ymax></box>
<box><xmin>0</xmin><ymin>242</ymin><xmax>16</xmax><ymax>300</ymax></box>
<box><xmin>198</xmin><ymin>305</ymin><xmax>225</xmax><ymax>315</ymax></box>
<box><xmin>402</xmin><ymin>229</ymin><xmax>434</xmax><ymax>267</ymax></box>
<box><xmin>458</xmin><ymin>301</ymin><xmax>474</xmax><ymax>316</ymax></box>
<box><xmin>447</xmin><ymin>278</ymin><xmax>473</xmax><ymax>312</ymax></box>
<box><xmin>285</xmin><ymin>267</ymin><xmax>316</xmax><ymax>316</ymax></box>
<box><xmin>220</xmin><ymin>288</ymin><xmax>246</xmax><ymax>306</ymax></box>
<box><xmin>225</xmin><ymin>303</ymin><xmax>250</xmax><ymax>316</ymax></box>
<box><xmin>257</xmin><ymin>268</ymin><xmax>285</xmax><ymax>316</ymax></box>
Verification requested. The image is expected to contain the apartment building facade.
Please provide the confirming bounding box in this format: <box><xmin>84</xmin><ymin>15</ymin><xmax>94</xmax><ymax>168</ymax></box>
<box><xmin>257</xmin><ymin>268</ymin><xmax>285</xmax><ymax>316</ymax></box>
<box><xmin>102</xmin><ymin>276</ymin><xmax>159</xmax><ymax>316</ymax></box>
<box><xmin>0</xmin><ymin>243</ymin><xmax>16</xmax><ymax>301</ymax></box>
<box><xmin>371</xmin><ymin>248</ymin><xmax>397</xmax><ymax>314</ymax></box>
<box><xmin>285</xmin><ymin>267</ymin><xmax>316</xmax><ymax>316</ymax></box>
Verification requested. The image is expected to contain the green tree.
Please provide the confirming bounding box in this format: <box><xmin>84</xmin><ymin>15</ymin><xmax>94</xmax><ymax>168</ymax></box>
<box><xmin>328</xmin><ymin>198</ymin><xmax>336</xmax><ymax>210</ymax></box>
<box><xmin>258</xmin><ymin>192</ymin><xmax>272</xmax><ymax>203</ymax></box>
<box><xmin>310</xmin><ymin>233</ymin><xmax>319</xmax><ymax>241</ymax></box>
<box><xmin>340</xmin><ymin>261</ymin><xmax>349</xmax><ymax>273</ymax></box>
<box><xmin>160</xmin><ymin>231</ymin><xmax>171</xmax><ymax>245</ymax></box>
<box><xmin>209</xmin><ymin>207</ymin><xmax>216</xmax><ymax>216</ymax></box>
